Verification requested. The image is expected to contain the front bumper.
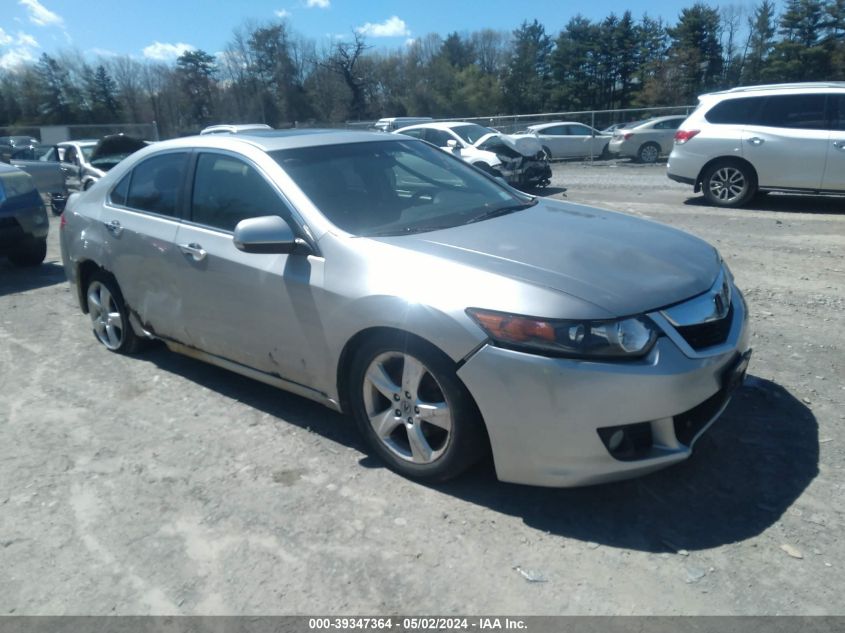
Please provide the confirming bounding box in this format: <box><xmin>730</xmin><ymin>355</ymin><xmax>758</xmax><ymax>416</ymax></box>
<box><xmin>457</xmin><ymin>286</ymin><xmax>750</xmax><ymax>487</ymax></box>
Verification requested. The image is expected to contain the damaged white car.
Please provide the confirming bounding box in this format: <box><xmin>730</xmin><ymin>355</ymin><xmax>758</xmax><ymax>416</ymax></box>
<box><xmin>395</xmin><ymin>122</ymin><xmax>551</xmax><ymax>189</ymax></box>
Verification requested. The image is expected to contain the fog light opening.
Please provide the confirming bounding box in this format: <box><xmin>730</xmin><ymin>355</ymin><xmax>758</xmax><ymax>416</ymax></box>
<box><xmin>608</xmin><ymin>429</ymin><xmax>625</xmax><ymax>452</ymax></box>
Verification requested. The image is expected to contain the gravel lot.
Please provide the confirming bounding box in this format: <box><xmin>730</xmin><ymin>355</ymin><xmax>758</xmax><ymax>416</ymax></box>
<box><xmin>1</xmin><ymin>160</ymin><xmax>843</xmax><ymax>615</ymax></box>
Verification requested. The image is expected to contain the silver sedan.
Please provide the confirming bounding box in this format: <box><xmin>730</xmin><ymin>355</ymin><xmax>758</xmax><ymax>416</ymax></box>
<box><xmin>60</xmin><ymin>130</ymin><xmax>750</xmax><ymax>487</ymax></box>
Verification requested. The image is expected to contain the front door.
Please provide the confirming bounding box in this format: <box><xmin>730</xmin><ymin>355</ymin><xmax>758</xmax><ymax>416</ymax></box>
<box><xmin>172</xmin><ymin>151</ymin><xmax>320</xmax><ymax>385</ymax></box>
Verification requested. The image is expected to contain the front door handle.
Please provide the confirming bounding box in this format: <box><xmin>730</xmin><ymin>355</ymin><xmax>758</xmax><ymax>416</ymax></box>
<box><xmin>103</xmin><ymin>219</ymin><xmax>123</xmax><ymax>237</ymax></box>
<box><xmin>179</xmin><ymin>242</ymin><xmax>207</xmax><ymax>262</ymax></box>
<box><xmin>833</xmin><ymin>140</ymin><xmax>845</xmax><ymax>151</ymax></box>
<box><xmin>747</xmin><ymin>137</ymin><xmax>764</xmax><ymax>146</ymax></box>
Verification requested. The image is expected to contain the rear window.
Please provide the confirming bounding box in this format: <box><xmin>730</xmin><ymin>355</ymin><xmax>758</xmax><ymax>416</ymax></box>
<box><xmin>125</xmin><ymin>152</ymin><xmax>188</xmax><ymax>217</ymax></box>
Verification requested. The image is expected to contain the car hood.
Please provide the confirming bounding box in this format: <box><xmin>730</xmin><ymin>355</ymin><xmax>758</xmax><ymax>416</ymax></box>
<box><xmin>90</xmin><ymin>135</ymin><xmax>147</xmax><ymax>164</ymax></box>
<box><xmin>474</xmin><ymin>132</ymin><xmax>543</xmax><ymax>157</ymax></box>
<box><xmin>373</xmin><ymin>199</ymin><xmax>720</xmax><ymax>317</ymax></box>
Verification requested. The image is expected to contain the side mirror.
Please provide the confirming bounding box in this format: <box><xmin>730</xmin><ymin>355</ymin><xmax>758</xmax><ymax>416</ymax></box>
<box><xmin>233</xmin><ymin>216</ymin><xmax>310</xmax><ymax>255</ymax></box>
<box><xmin>446</xmin><ymin>139</ymin><xmax>459</xmax><ymax>150</ymax></box>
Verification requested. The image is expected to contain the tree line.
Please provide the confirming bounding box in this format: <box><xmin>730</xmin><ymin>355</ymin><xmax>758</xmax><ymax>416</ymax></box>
<box><xmin>1</xmin><ymin>0</ymin><xmax>843</xmax><ymax>138</ymax></box>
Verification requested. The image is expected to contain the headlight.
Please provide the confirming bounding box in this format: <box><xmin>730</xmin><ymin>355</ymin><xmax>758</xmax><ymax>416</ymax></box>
<box><xmin>466</xmin><ymin>308</ymin><xmax>658</xmax><ymax>359</ymax></box>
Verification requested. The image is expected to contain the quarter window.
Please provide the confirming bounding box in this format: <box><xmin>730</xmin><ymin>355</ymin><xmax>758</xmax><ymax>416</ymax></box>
<box><xmin>190</xmin><ymin>153</ymin><xmax>288</xmax><ymax>232</ymax></box>
<box><xmin>704</xmin><ymin>97</ymin><xmax>765</xmax><ymax>125</ymax></box>
<box><xmin>110</xmin><ymin>173</ymin><xmax>130</xmax><ymax>206</ymax></box>
<box><xmin>125</xmin><ymin>153</ymin><xmax>188</xmax><ymax>217</ymax></box>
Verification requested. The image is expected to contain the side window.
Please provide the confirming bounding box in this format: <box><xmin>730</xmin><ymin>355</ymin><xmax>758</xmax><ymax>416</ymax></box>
<box><xmin>654</xmin><ymin>119</ymin><xmax>683</xmax><ymax>130</ymax></box>
<box><xmin>110</xmin><ymin>173</ymin><xmax>131</xmax><ymax>206</ymax></box>
<box><xmin>542</xmin><ymin>126</ymin><xmax>566</xmax><ymax>136</ymax></box>
<box><xmin>191</xmin><ymin>153</ymin><xmax>288</xmax><ymax>232</ymax></box>
<box><xmin>64</xmin><ymin>146</ymin><xmax>78</xmax><ymax>165</ymax></box>
<box><xmin>569</xmin><ymin>124</ymin><xmax>593</xmax><ymax>136</ymax></box>
<box><xmin>424</xmin><ymin>129</ymin><xmax>454</xmax><ymax>147</ymax></box>
<box><xmin>830</xmin><ymin>94</ymin><xmax>845</xmax><ymax>131</ymax></box>
<box><xmin>399</xmin><ymin>128</ymin><xmax>424</xmax><ymax>139</ymax></box>
<box><xmin>126</xmin><ymin>152</ymin><xmax>188</xmax><ymax>217</ymax></box>
<box><xmin>759</xmin><ymin>94</ymin><xmax>827</xmax><ymax>130</ymax></box>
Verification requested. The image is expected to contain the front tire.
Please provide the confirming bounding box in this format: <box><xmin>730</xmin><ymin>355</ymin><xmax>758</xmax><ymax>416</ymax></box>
<box><xmin>9</xmin><ymin>239</ymin><xmax>46</xmax><ymax>267</ymax></box>
<box><xmin>701</xmin><ymin>160</ymin><xmax>757</xmax><ymax>207</ymax></box>
<box><xmin>85</xmin><ymin>272</ymin><xmax>145</xmax><ymax>354</ymax></box>
<box><xmin>349</xmin><ymin>334</ymin><xmax>487</xmax><ymax>483</ymax></box>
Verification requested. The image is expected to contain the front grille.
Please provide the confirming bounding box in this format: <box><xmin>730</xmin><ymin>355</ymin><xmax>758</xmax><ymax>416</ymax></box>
<box><xmin>676</xmin><ymin>304</ymin><xmax>733</xmax><ymax>350</ymax></box>
<box><xmin>673</xmin><ymin>387</ymin><xmax>730</xmax><ymax>446</ymax></box>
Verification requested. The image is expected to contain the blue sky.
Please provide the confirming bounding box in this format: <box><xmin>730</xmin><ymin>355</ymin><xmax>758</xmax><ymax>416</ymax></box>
<box><xmin>2</xmin><ymin>0</ymin><xmax>748</xmax><ymax>68</ymax></box>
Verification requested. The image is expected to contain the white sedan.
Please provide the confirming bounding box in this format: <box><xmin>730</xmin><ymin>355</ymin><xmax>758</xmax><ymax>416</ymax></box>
<box><xmin>514</xmin><ymin>122</ymin><xmax>611</xmax><ymax>160</ymax></box>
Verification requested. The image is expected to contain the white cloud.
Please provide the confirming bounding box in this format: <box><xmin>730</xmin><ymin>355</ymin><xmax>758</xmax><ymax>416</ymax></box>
<box><xmin>18</xmin><ymin>0</ymin><xmax>63</xmax><ymax>27</ymax></box>
<box><xmin>87</xmin><ymin>47</ymin><xmax>118</xmax><ymax>58</ymax></box>
<box><xmin>274</xmin><ymin>9</ymin><xmax>290</xmax><ymax>18</ymax></box>
<box><xmin>0</xmin><ymin>28</ymin><xmax>13</xmax><ymax>46</ymax></box>
<box><xmin>0</xmin><ymin>47</ymin><xmax>36</xmax><ymax>69</ymax></box>
<box><xmin>405</xmin><ymin>38</ymin><xmax>416</xmax><ymax>47</ymax></box>
<box><xmin>16</xmin><ymin>31</ymin><xmax>39</xmax><ymax>48</ymax></box>
<box><xmin>356</xmin><ymin>16</ymin><xmax>410</xmax><ymax>38</ymax></box>
<box><xmin>305</xmin><ymin>0</ymin><xmax>330</xmax><ymax>8</ymax></box>
<box><xmin>142</xmin><ymin>41</ymin><xmax>195</xmax><ymax>61</ymax></box>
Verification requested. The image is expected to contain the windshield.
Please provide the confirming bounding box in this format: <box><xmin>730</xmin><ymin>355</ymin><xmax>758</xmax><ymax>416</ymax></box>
<box><xmin>450</xmin><ymin>124</ymin><xmax>493</xmax><ymax>145</ymax></box>
<box><xmin>271</xmin><ymin>140</ymin><xmax>532</xmax><ymax>237</ymax></box>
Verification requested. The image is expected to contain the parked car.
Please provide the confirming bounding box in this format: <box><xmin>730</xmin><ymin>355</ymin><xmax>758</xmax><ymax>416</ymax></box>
<box><xmin>607</xmin><ymin>115</ymin><xmax>687</xmax><ymax>163</ymax></box>
<box><xmin>5</xmin><ymin>145</ymin><xmax>68</xmax><ymax>215</ymax></box>
<box><xmin>39</xmin><ymin>140</ymin><xmax>99</xmax><ymax>194</ymax></box>
<box><xmin>395</xmin><ymin>121</ymin><xmax>551</xmax><ymax>188</ymax></box>
<box><xmin>373</xmin><ymin>117</ymin><xmax>433</xmax><ymax>132</ymax></box>
<box><xmin>200</xmin><ymin>123</ymin><xmax>273</xmax><ymax>135</ymax></box>
<box><xmin>0</xmin><ymin>136</ymin><xmax>39</xmax><ymax>159</ymax></box>
<box><xmin>513</xmin><ymin>122</ymin><xmax>610</xmax><ymax>160</ymax></box>
<box><xmin>668</xmin><ymin>82</ymin><xmax>845</xmax><ymax>207</ymax></box>
<box><xmin>81</xmin><ymin>135</ymin><xmax>148</xmax><ymax>189</ymax></box>
<box><xmin>60</xmin><ymin>130</ymin><xmax>750</xmax><ymax>487</ymax></box>
<box><xmin>0</xmin><ymin>163</ymin><xmax>48</xmax><ymax>266</ymax></box>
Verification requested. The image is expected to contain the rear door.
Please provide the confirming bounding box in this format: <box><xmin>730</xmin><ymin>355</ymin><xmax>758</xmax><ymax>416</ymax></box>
<box><xmin>101</xmin><ymin>151</ymin><xmax>190</xmax><ymax>340</ymax></box>
<box><xmin>532</xmin><ymin>125</ymin><xmax>569</xmax><ymax>158</ymax></box>
<box><xmin>172</xmin><ymin>151</ymin><xmax>319</xmax><ymax>383</ymax></box>
<box><xmin>822</xmin><ymin>93</ymin><xmax>845</xmax><ymax>191</ymax></box>
<box><xmin>742</xmin><ymin>93</ymin><xmax>829</xmax><ymax>190</ymax></box>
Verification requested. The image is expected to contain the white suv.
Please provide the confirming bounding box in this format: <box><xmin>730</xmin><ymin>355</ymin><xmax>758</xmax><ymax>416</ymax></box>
<box><xmin>668</xmin><ymin>83</ymin><xmax>845</xmax><ymax>207</ymax></box>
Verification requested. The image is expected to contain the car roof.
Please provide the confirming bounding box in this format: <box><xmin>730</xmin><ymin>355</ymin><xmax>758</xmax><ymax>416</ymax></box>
<box><xmin>396</xmin><ymin>121</ymin><xmax>483</xmax><ymax>132</ymax></box>
<box><xmin>528</xmin><ymin>121</ymin><xmax>588</xmax><ymax>129</ymax></box>
<box><xmin>59</xmin><ymin>140</ymin><xmax>98</xmax><ymax>147</ymax></box>
<box><xmin>706</xmin><ymin>82</ymin><xmax>845</xmax><ymax>96</ymax></box>
<box><xmin>200</xmin><ymin>123</ymin><xmax>273</xmax><ymax>135</ymax></box>
<box><xmin>143</xmin><ymin>129</ymin><xmax>405</xmax><ymax>154</ymax></box>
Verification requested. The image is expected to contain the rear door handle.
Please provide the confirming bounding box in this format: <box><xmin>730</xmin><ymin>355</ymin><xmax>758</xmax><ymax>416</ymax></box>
<box><xmin>747</xmin><ymin>137</ymin><xmax>764</xmax><ymax>146</ymax></box>
<box><xmin>103</xmin><ymin>219</ymin><xmax>123</xmax><ymax>237</ymax></box>
<box><xmin>833</xmin><ymin>140</ymin><xmax>845</xmax><ymax>151</ymax></box>
<box><xmin>179</xmin><ymin>242</ymin><xmax>207</xmax><ymax>262</ymax></box>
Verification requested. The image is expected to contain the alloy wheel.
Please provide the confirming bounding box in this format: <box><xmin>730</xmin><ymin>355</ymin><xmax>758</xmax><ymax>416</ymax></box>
<box><xmin>708</xmin><ymin>166</ymin><xmax>747</xmax><ymax>202</ymax></box>
<box><xmin>362</xmin><ymin>352</ymin><xmax>452</xmax><ymax>464</ymax></box>
<box><xmin>639</xmin><ymin>144</ymin><xmax>659</xmax><ymax>163</ymax></box>
<box><xmin>87</xmin><ymin>281</ymin><xmax>125</xmax><ymax>350</ymax></box>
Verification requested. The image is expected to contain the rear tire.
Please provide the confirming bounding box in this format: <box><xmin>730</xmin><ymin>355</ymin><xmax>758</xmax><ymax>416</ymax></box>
<box><xmin>636</xmin><ymin>142</ymin><xmax>660</xmax><ymax>163</ymax></box>
<box><xmin>701</xmin><ymin>160</ymin><xmax>757</xmax><ymax>208</ymax></box>
<box><xmin>9</xmin><ymin>239</ymin><xmax>46</xmax><ymax>267</ymax></box>
<box><xmin>85</xmin><ymin>271</ymin><xmax>145</xmax><ymax>354</ymax></box>
<box><xmin>349</xmin><ymin>333</ymin><xmax>487</xmax><ymax>483</ymax></box>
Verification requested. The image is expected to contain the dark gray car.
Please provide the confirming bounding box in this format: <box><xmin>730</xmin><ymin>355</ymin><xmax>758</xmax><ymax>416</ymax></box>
<box><xmin>0</xmin><ymin>164</ymin><xmax>49</xmax><ymax>266</ymax></box>
<box><xmin>60</xmin><ymin>130</ymin><xmax>750</xmax><ymax>487</ymax></box>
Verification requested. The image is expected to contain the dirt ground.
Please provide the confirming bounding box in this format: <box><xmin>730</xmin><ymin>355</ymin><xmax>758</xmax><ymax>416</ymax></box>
<box><xmin>1</xmin><ymin>161</ymin><xmax>843</xmax><ymax>615</ymax></box>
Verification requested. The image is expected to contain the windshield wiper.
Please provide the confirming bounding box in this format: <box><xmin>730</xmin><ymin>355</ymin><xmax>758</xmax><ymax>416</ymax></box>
<box><xmin>465</xmin><ymin>199</ymin><xmax>537</xmax><ymax>225</ymax></box>
<box><xmin>367</xmin><ymin>224</ymin><xmax>457</xmax><ymax>237</ymax></box>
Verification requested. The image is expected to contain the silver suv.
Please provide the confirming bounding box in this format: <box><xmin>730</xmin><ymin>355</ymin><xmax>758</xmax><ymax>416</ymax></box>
<box><xmin>668</xmin><ymin>82</ymin><xmax>845</xmax><ymax>206</ymax></box>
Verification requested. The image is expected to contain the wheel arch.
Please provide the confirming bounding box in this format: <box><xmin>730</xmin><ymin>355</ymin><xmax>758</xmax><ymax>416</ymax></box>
<box><xmin>76</xmin><ymin>259</ymin><xmax>107</xmax><ymax>314</ymax></box>
<box><xmin>695</xmin><ymin>156</ymin><xmax>758</xmax><ymax>192</ymax></box>
<box><xmin>335</xmin><ymin>327</ymin><xmax>485</xmax><ymax>421</ymax></box>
